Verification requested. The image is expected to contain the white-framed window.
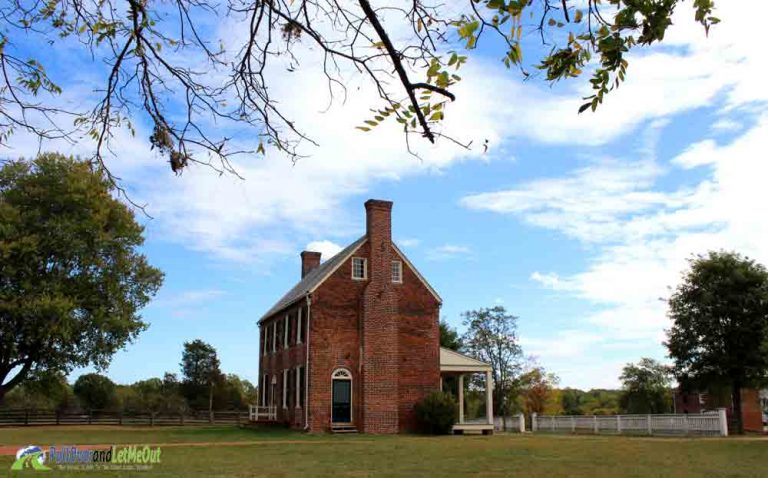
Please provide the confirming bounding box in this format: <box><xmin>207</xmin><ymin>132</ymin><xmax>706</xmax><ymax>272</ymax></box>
<box><xmin>352</xmin><ymin>257</ymin><xmax>367</xmax><ymax>280</ymax></box>
<box><xmin>391</xmin><ymin>260</ymin><xmax>402</xmax><ymax>283</ymax></box>
<box><xmin>284</xmin><ymin>314</ymin><xmax>289</xmax><ymax>348</ymax></box>
<box><xmin>282</xmin><ymin>369</ymin><xmax>289</xmax><ymax>409</ymax></box>
<box><xmin>261</xmin><ymin>374</ymin><xmax>268</xmax><ymax>406</ymax></box>
<box><xmin>295</xmin><ymin>366</ymin><xmax>302</xmax><ymax>408</ymax></box>
<box><xmin>262</xmin><ymin>326</ymin><xmax>267</xmax><ymax>356</ymax></box>
<box><xmin>272</xmin><ymin>321</ymin><xmax>277</xmax><ymax>353</ymax></box>
<box><xmin>296</xmin><ymin>308</ymin><xmax>303</xmax><ymax>344</ymax></box>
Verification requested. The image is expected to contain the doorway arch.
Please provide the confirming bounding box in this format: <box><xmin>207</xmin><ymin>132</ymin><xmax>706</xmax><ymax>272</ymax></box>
<box><xmin>331</xmin><ymin>368</ymin><xmax>352</xmax><ymax>424</ymax></box>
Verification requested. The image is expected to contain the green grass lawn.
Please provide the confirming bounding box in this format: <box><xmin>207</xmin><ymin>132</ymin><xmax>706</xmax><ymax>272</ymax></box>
<box><xmin>2</xmin><ymin>426</ymin><xmax>767</xmax><ymax>477</ymax></box>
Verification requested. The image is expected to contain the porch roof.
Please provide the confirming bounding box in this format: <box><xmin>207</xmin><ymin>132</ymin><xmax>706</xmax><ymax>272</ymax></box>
<box><xmin>439</xmin><ymin>347</ymin><xmax>492</xmax><ymax>373</ymax></box>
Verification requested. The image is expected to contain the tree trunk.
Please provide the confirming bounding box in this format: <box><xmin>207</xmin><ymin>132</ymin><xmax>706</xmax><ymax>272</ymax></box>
<box><xmin>208</xmin><ymin>383</ymin><xmax>214</xmax><ymax>423</ymax></box>
<box><xmin>732</xmin><ymin>381</ymin><xmax>744</xmax><ymax>435</ymax></box>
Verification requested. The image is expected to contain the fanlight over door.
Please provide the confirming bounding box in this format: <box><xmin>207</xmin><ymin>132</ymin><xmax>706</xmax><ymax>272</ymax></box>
<box><xmin>331</xmin><ymin>368</ymin><xmax>352</xmax><ymax>424</ymax></box>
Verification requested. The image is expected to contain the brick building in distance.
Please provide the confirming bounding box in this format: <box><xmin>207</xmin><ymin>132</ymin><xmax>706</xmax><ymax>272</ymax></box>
<box><xmin>673</xmin><ymin>387</ymin><xmax>764</xmax><ymax>433</ymax></box>
<box><xmin>253</xmin><ymin>199</ymin><xmax>494</xmax><ymax>434</ymax></box>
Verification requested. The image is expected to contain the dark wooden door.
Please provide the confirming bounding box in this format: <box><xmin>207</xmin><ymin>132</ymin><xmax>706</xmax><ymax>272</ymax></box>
<box><xmin>332</xmin><ymin>379</ymin><xmax>351</xmax><ymax>423</ymax></box>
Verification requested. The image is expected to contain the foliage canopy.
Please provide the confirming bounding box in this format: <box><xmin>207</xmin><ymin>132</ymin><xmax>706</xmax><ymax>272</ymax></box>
<box><xmin>0</xmin><ymin>0</ymin><xmax>719</xmax><ymax>178</ymax></box>
<box><xmin>666</xmin><ymin>251</ymin><xmax>768</xmax><ymax>433</ymax></box>
<box><xmin>0</xmin><ymin>153</ymin><xmax>163</xmax><ymax>402</ymax></box>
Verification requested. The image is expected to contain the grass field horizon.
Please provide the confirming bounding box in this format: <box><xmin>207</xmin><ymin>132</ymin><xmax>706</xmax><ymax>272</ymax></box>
<box><xmin>2</xmin><ymin>425</ymin><xmax>767</xmax><ymax>477</ymax></box>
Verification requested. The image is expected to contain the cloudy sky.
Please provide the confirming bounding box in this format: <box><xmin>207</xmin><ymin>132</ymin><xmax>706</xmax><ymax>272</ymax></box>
<box><xmin>6</xmin><ymin>1</ymin><xmax>767</xmax><ymax>389</ymax></box>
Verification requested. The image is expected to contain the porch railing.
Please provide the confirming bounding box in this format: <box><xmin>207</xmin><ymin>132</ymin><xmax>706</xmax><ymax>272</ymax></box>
<box><xmin>248</xmin><ymin>405</ymin><xmax>277</xmax><ymax>421</ymax></box>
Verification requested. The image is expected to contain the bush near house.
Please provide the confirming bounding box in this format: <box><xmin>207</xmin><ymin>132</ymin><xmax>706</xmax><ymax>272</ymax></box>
<box><xmin>414</xmin><ymin>391</ymin><xmax>457</xmax><ymax>435</ymax></box>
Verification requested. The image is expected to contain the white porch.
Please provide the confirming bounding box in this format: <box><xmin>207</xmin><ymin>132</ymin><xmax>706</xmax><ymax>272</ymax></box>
<box><xmin>439</xmin><ymin>347</ymin><xmax>494</xmax><ymax>435</ymax></box>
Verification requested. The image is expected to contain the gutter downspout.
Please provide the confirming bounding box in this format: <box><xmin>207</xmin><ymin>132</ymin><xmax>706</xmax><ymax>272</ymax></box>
<box><xmin>304</xmin><ymin>294</ymin><xmax>312</xmax><ymax>431</ymax></box>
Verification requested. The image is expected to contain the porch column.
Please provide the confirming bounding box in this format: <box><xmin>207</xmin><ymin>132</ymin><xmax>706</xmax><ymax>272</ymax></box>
<box><xmin>485</xmin><ymin>370</ymin><xmax>493</xmax><ymax>425</ymax></box>
<box><xmin>458</xmin><ymin>374</ymin><xmax>464</xmax><ymax>424</ymax></box>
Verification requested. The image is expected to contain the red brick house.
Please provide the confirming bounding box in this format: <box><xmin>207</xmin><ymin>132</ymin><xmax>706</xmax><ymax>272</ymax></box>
<box><xmin>673</xmin><ymin>387</ymin><xmax>763</xmax><ymax>433</ymax></box>
<box><xmin>254</xmin><ymin>199</ymin><xmax>448</xmax><ymax>433</ymax></box>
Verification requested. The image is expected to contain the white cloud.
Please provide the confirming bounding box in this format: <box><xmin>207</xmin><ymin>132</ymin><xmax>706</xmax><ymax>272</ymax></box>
<box><xmin>305</xmin><ymin>240</ymin><xmax>343</xmax><ymax>261</ymax></box>
<box><xmin>426</xmin><ymin>244</ymin><xmax>472</xmax><ymax>261</ymax></box>
<box><xmin>464</xmin><ymin>115</ymin><xmax>768</xmax><ymax>349</ymax></box>
<box><xmin>397</xmin><ymin>238</ymin><xmax>421</xmax><ymax>248</ymax></box>
<box><xmin>529</xmin><ymin>271</ymin><xmax>566</xmax><ymax>290</ymax></box>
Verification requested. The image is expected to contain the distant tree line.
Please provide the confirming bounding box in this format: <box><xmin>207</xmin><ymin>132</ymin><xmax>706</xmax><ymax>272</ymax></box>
<box><xmin>0</xmin><ymin>340</ymin><xmax>257</xmax><ymax>413</ymax></box>
<box><xmin>440</xmin><ymin>312</ymin><xmax>674</xmax><ymax>420</ymax></box>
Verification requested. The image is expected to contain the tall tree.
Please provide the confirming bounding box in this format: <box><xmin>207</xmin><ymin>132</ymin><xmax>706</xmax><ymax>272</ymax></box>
<box><xmin>619</xmin><ymin>358</ymin><xmax>673</xmax><ymax>414</ymax></box>
<box><xmin>0</xmin><ymin>154</ymin><xmax>164</xmax><ymax>403</ymax></box>
<box><xmin>515</xmin><ymin>363</ymin><xmax>560</xmax><ymax>416</ymax></box>
<box><xmin>666</xmin><ymin>251</ymin><xmax>768</xmax><ymax>434</ymax></box>
<box><xmin>180</xmin><ymin>340</ymin><xmax>223</xmax><ymax>418</ymax></box>
<box><xmin>461</xmin><ymin>306</ymin><xmax>524</xmax><ymax>420</ymax></box>
<box><xmin>0</xmin><ymin>0</ymin><xmax>719</xmax><ymax>176</ymax></box>
<box><xmin>439</xmin><ymin>320</ymin><xmax>463</xmax><ymax>351</ymax></box>
<box><xmin>73</xmin><ymin>373</ymin><xmax>117</xmax><ymax>411</ymax></box>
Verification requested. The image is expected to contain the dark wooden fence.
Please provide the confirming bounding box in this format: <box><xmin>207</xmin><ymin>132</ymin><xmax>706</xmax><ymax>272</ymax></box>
<box><xmin>0</xmin><ymin>409</ymin><xmax>249</xmax><ymax>427</ymax></box>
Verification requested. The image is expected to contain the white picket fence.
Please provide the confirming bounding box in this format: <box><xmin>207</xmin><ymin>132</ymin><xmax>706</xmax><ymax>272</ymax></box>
<box><xmin>532</xmin><ymin>409</ymin><xmax>728</xmax><ymax>437</ymax></box>
<box><xmin>494</xmin><ymin>414</ymin><xmax>526</xmax><ymax>433</ymax></box>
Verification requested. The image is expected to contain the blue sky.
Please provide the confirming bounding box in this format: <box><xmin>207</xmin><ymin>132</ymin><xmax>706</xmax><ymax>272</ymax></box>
<box><xmin>6</xmin><ymin>1</ymin><xmax>768</xmax><ymax>389</ymax></box>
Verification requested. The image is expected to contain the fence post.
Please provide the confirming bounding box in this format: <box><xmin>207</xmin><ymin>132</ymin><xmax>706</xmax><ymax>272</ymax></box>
<box><xmin>593</xmin><ymin>415</ymin><xmax>598</xmax><ymax>434</ymax></box>
<box><xmin>56</xmin><ymin>410</ymin><xmax>60</xmax><ymax>426</ymax></box>
<box><xmin>519</xmin><ymin>413</ymin><xmax>525</xmax><ymax>433</ymax></box>
<box><xmin>150</xmin><ymin>412</ymin><xmax>154</xmax><ymax>427</ymax></box>
<box><xmin>718</xmin><ymin>408</ymin><xmax>728</xmax><ymax>437</ymax></box>
<box><xmin>119</xmin><ymin>412</ymin><xmax>123</xmax><ymax>426</ymax></box>
<box><xmin>180</xmin><ymin>412</ymin><xmax>185</xmax><ymax>426</ymax></box>
<box><xmin>647</xmin><ymin>414</ymin><xmax>652</xmax><ymax>435</ymax></box>
<box><xmin>616</xmin><ymin>415</ymin><xmax>622</xmax><ymax>434</ymax></box>
<box><xmin>237</xmin><ymin>412</ymin><xmax>241</xmax><ymax>426</ymax></box>
<box><xmin>211</xmin><ymin>410</ymin><xmax>215</xmax><ymax>424</ymax></box>
<box><xmin>24</xmin><ymin>410</ymin><xmax>29</xmax><ymax>426</ymax></box>
<box><xmin>531</xmin><ymin>413</ymin><xmax>538</xmax><ymax>432</ymax></box>
<box><xmin>88</xmin><ymin>410</ymin><xmax>92</xmax><ymax>425</ymax></box>
<box><xmin>571</xmin><ymin>416</ymin><xmax>575</xmax><ymax>433</ymax></box>
<box><xmin>684</xmin><ymin>414</ymin><xmax>690</xmax><ymax>436</ymax></box>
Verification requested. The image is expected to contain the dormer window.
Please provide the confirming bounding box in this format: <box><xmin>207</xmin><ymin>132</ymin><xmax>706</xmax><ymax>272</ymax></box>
<box><xmin>352</xmin><ymin>257</ymin><xmax>367</xmax><ymax>280</ymax></box>
<box><xmin>391</xmin><ymin>260</ymin><xmax>402</xmax><ymax>283</ymax></box>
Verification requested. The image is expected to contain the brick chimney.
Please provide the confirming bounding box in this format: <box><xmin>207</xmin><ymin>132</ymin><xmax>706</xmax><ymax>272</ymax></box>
<box><xmin>361</xmin><ymin>199</ymin><xmax>399</xmax><ymax>433</ymax></box>
<box><xmin>300</xmin><ymin>251</ymin><xmax>322</xmax><ymax>278</ymax></box>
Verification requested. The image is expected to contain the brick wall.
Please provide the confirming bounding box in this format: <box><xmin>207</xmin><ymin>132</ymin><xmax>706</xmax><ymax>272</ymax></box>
<box><xmin>258</xmin><ymin>302</ymin><xmax>308</xmax><ymax>429</ymax></box>
<box><xmin>361</xmin><ymin>200</ymin><xmax>400</xmax><ymax>433</ymax></box>
<box><xmin>307</xmin><ymin>243</ymin><xmax>367</xmax><ymax>431</ymax></box>
<box><xmin>260</xmin><ymin>200</ymin><xmax>441</xmax><ymax>434</ymax></box>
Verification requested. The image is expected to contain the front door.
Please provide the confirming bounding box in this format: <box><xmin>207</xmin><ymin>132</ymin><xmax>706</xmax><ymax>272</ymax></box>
<box><xmin>332</xmin><ymin>379</ymin><xmax>352</xmax><ymax>423</ymax></box>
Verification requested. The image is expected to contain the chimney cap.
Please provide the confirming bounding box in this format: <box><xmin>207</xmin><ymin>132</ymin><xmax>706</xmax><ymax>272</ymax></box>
<box><xmin>300</xmin><ymin>250</ymin><xmax>322</xmax><ymax>259</ymax></box>
<box><xmin>364</xmin><ymin>199</ymin><xmax>393</xmax><ymax>211</ymax></box>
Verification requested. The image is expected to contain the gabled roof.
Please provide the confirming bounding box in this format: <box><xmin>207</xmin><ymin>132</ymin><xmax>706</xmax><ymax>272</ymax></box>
<box><xmin>392</xmin><ymin>243</ymin><xmax>442</xmax><ymax>304</ymax></box>
<box><xmin>258</xmin><ymin>236</ymin><xmax>367</xmax><ymax>322</ymax></box>
<box><xmin>439</xmin><ymin>347</ymin><xmax>492</xmax><ymax>372</ymax></box>
<box><xmin>258</xmin><ymin>236</ymin><xmax>443</xmax><ymax>323</ymax></box>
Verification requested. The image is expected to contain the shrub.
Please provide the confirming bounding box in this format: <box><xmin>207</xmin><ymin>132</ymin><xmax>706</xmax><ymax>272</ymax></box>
<box><xmin>414</xmin><ymin>391</ymin><xmax>457</xmax><ymax>434</ymax></box>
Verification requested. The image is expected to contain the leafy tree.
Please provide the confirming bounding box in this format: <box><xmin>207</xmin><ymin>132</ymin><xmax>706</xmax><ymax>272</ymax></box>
<box><xmin>180</xmin><ymin>340</ymin><xmax>223</xmax><ymax>418</ymax></box>
<box><xmin>0</xmin><ymin>154</ymin><xmax>164</xmax><ymax>403</ymax></box>
<box><xmin>561</xmin><ymin>388</ymin><xmax>585</xmax><ymax>415</ymax></box>
<box><xmin>515</xmin><ymin>364</ymin><xmax>560</xmax><ymax>416</ymax></box>
<box><xmin>73</xmin><ymin>373</ymin><xmax>117</xmax><ymax>411</ymax></box>
<box><xmin>461</xmin><ymin>306</ymin><xmax>524</xmax><ymax>420</ymax></box>
<box><xmin>0</xmin><ymin>0</ymin><xmax>719</xmax><ymax>175</ymax></box>
<box><xmin>666</xmin><ymin>251</ymin><xmax>768</xmax><ymax>434</ymax></box>
<box><xmin>619</xmin><ymin>358</ymin><xmax>673</xmax><ymax>414</ymax></box>
<box><xmin>217</xmin><ymin>374</ymin><xmax>258</xmax><ymax>410</ymax></box>
<box><xmin>439</xmin><ymin>320</ymin><xmax>463</xmax><ymax>351</ymax></box>
<box><xmin>2</xmin><ymin>371</ymin><xmax>73</xmax><ymax>411</ymax></box>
